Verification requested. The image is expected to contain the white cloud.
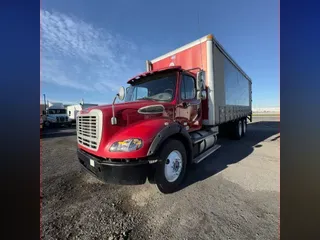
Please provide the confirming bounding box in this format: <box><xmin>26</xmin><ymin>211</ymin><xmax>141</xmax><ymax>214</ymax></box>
<box><xmin>40</xmin><ymin>9</ymin><xmax>141</xmax><ymax>93</ymax></box>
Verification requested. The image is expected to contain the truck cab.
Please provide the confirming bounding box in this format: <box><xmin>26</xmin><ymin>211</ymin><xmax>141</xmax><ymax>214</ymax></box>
<box><xmin>77</xmin><ymin>66</ymin><xmax>215</xmax><ymax>193</ymax></box>
<box><xmin>125</xmin><ymin>66</ymin><xmax>205</xmax><ymax>132</ymax></box>
<box><xmin>42</xmin><ymin>102</ymin><xmax>69</xmax><ymax>128</ymax></box>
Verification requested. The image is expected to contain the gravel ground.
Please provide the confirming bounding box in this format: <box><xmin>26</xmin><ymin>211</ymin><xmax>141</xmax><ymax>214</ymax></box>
<box><xmin>41</xmin><ymin>117</ymin><xmax>280</xmax><ymax>240</ymax></box>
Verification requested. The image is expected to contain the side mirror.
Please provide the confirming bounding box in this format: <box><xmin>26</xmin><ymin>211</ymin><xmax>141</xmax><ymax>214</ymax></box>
<box><xmin>197</xmin><ymin>90</ymin><xmax>207</xmax><ymax>100</ymax></box>
<box><xmin>118</xmin><ymin>86</ymin><xmax>125</xmax><ymax>101</ymax></box>
<box><xmin>42</xmin><ymin>110</ymin><xmax>46</xmax><ymax>115</ymax></box>
<box><xmin>196</xmin><ymin>70</ymin><xmax>206</xmax><ymax>91</ymax></box>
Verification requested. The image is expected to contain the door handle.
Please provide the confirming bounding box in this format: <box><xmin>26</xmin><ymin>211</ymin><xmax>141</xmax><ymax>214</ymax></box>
<box><xmin>182</xmin><ymin>102</ymin><xmax>191</xmax><ymax>108</ymax></box>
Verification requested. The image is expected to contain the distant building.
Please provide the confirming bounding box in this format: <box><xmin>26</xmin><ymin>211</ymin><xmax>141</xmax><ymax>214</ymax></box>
<box><xmin>252</xmin><ymin>107</ymin><xmax>280</xmax><ymax>113</ymax></box>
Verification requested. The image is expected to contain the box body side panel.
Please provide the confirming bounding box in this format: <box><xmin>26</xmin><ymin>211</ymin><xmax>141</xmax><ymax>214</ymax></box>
<box><xmin>149</xmin><ymin>34</ymin><xmax>252</xmax><ymax>126</ymax></box>
<box><xmin>151</xmin><ymin>41</ymin><xmax>208</xmax><ymax>74</ymax></box>
<box><xmin>213</xmin><ymin>46</ymin><xmax>252</xmax><ymax>124</ymax></box>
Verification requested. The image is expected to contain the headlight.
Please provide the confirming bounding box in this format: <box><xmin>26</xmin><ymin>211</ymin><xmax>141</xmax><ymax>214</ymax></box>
<box><xmin>109</xmin><ymin>138</ymin><xmax>143</xmax><ymax>152</ymax></box>
<box><xmin>49</xmin><ymin>117</ymin><xmax>56</xmax><ymax>122</ymax></box>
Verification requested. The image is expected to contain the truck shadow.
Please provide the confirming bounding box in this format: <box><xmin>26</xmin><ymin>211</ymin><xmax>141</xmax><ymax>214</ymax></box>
<box><xmin>178</xmin><ymin>121</ymin><xmax>280</xmax><ymax>192</ymax></box>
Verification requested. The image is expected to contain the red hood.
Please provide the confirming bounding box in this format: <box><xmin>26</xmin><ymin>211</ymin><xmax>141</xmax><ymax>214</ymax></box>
<box><xmin>80</xmin><ymin>100</ymin><xmax>176</xmax><ymax>157</ymax></box>
<box><xmin>89</xmin><ymin>100</ymin><xmax>153</xmax><ymax>113</ymax></box>
<box><xmin>86</xmin><ymin>100</ymin><xmax>174</xmax><ymax>119</ymax></box>
<box><xmin>99</xmin><ymin>100</ymin><xmax>175</xmax><ymax>126</ymax></box>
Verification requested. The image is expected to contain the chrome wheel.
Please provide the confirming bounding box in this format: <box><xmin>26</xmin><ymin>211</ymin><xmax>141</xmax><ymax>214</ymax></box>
<box><xmin>164</xmin><ymin>150</ymin><xmax>183</xmax><ymax>183</ymax></box>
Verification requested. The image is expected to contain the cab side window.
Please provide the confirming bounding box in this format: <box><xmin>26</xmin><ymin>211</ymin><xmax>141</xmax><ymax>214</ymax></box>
<box><xmin>180</xmin><ymin>75</ymin><xmax>196</xmax><ymax>100</ymax></box>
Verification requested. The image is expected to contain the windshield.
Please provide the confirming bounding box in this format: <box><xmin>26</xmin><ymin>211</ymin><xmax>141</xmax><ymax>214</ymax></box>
<box><xmin>48</xmin><ymin>109</ymin><xmax>67</xmax><ymax>114</ymax></box>
<box><xmin>125</xmin><ymin>73</ymin><xmax>177</xmax><ymax>102</ymax></box>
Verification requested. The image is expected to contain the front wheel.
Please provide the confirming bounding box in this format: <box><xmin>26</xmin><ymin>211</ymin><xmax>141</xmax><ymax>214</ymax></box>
<box><xmin>44</xmin><ymin>121</ymin><xmax>50</xmax><ymax>128</ymax></box>
<box><xmin>155</xmin><ymin>139</ymin><xmax>187</xmax><ymax>194</ymax></box>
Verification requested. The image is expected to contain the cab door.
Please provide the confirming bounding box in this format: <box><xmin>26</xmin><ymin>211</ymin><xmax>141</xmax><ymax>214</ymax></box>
<box><xmin>177</xmin><ymin>73</ymin><xmax>202</xmax><ymax>132</ymax></box>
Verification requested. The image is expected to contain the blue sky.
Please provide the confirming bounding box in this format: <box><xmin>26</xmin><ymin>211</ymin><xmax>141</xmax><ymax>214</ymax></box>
<box><xmin>40</xmin><ymin>0</ymin><xmax>279</xmax><ymax>108</ymax></box>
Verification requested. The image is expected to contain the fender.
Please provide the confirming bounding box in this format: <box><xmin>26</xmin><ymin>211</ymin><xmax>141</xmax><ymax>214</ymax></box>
<box><xmin>102</xmin><ymin>118</ymin><xmax>177</xmax><ymax>159</ymax></box>
<box><xmin>147</xmin><ymin>122</ymin><xmax>193</xmax><ymax>164</ymax></box>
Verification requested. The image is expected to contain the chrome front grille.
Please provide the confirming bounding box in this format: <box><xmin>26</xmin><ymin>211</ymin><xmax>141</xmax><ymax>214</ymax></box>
<box><xmin>77</xmin><ymin>109</ymin><xmax>103</xmax><ymax>151</ymax></box>
<box><xmin>56</xmin><ymin>116</ymin><xmax>66</xmax><ymax>122</ymax></box>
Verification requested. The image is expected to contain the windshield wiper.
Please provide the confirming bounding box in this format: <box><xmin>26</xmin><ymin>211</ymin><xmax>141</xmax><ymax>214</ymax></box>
<box><xmin>137</xmin><ymin>97</ymin><xmax>156</xmax><ymax>101</ymax></box>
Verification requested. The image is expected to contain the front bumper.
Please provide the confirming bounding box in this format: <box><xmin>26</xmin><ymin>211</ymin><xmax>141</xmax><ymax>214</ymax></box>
<box><xmin>77</xmin><ymin>149</ymin><xmax>151</xmax><ymax>185</ymax></box>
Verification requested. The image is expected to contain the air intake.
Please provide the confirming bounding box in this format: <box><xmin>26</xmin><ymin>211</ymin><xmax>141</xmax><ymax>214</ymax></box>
<box><xmin>138</xmin><ymin>105</ymin><xmax>165</xmax><ymax>115</ymax></box>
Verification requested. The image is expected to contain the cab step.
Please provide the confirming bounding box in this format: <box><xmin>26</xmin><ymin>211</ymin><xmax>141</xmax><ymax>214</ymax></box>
<box><xmin>193</xmin><ymin>144</ymin><xmax>221</xmax><ymax>164</ymax></box>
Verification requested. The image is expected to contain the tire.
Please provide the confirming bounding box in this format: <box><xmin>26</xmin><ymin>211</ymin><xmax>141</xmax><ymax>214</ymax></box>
<box><xmin>155</xmin><ymin>139</ymin><xmax>187</xmax><ymax>194</ymax></box>
<box><xmin>44</xmin><ymin>121</ymin><xmax>50</xmax><ymax>128</ymax></box>
<box><xmin>233</xmin><ymin>119</ymin><xmax>243</xmax><ymax>140</ymax></box>
<box><xmin>242</xmin><ymin>118</ymin><xmax>247</xmax><ymax>136</ymax></box>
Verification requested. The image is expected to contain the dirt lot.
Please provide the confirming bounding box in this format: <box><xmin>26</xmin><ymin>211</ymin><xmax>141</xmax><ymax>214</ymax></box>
<box><xmin>41</xmin><ymin>117</ymin><xmax>280</xmax><ymax>240</ymax></box>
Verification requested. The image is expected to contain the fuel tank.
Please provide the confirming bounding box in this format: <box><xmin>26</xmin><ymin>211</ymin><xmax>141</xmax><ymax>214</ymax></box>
<box><xmin>190</xmin><ymin>129</ymin><xmax>218</xmax><ymax>157</ymax></box>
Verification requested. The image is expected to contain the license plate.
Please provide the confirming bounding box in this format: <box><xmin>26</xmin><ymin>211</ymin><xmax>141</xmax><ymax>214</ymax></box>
<box><xmin>90</xmin><ymin>159</ymin><xmax>95</xmax><ymax>167</ymax></box>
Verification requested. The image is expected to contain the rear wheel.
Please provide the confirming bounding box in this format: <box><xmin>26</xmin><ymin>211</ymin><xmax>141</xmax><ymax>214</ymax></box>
<box><xmin>155</xmin><ymin>139</ymin><xmax>187</xmax><ymax>194</ymax></box>
<box><xmin>233</xmin><ymin>119</ymin><xmax>243</xmax><ymax>140</ymax></box>
<box><xmin>242</xmin><ymin>118</ymin><xmax>247</xmax><ymax>136</ymax></box>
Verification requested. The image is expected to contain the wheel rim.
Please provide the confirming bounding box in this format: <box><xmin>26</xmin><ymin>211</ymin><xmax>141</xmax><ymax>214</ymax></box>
<box><xmin>238</xmin><ymin>121</ymin><xmax>242</xmax><ymax>137</ymax></box>
<box><xmin>164</xmin><ymin>150</ymin><xmax>183</xmax><ymax>183</ymax></box>
<box><xmin>243</xmin><ymin>120</ymin><xmax>246</xmax><ymax>133</ymax></box>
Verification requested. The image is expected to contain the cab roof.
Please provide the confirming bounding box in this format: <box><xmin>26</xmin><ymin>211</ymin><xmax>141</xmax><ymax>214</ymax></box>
<box><xmin>127</xmin><ymin>66</ymin><xmax>181</xmax><ymax>84</ymax></box>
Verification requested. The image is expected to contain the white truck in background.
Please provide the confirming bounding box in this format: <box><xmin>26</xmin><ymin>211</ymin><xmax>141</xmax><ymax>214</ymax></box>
<box><xmin>67</xmin><ymin>103</ymin><xmax>98</xmax><ymax>124</ymax></box>
<box><xmin>42</xmin><ymin>102</ymin><xmax>70</xmax><ymax>128</ymax></box>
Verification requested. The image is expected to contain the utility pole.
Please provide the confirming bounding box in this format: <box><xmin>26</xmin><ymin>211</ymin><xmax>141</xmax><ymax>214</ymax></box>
<box><xmin>43</xmin><ymin>94</ymin><xmax>46</xmax><ymax>114</ymax></box>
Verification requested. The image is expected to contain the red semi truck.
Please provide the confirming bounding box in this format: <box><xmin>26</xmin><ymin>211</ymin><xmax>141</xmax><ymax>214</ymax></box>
<box><xmin>77</xmin><ymin>34</ymin><xmax>252</xmax><ymax>193</ymax></box>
